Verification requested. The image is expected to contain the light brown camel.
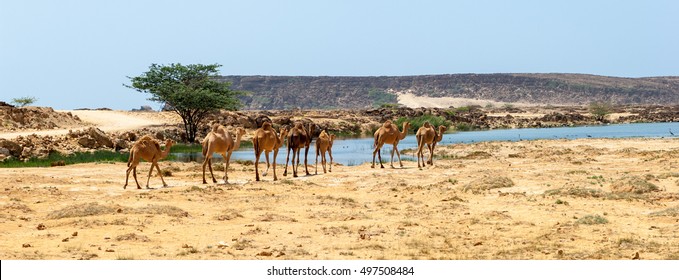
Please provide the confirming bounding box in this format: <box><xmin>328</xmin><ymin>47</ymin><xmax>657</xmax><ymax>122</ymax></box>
<box><xmin>315</xmin><ymin>130</ymin><xmax>336</xmax><ymax>174</ymax></box>
<box><xmin>283</xmin><ymin>122</ymin><xmax>315</xmax><ymax>177</ymax></box>
<box><xmin>124</xmin><ymin>135</ymin><xmax>175</xmax><ymax>189</ymax></box>
<box><xmin>201</xmin><ymin>125</ymin><xmax>246</xmax><ymax>184</ymax></box>
<box><xmin>372</xmin><ymin>121</ymin><xmax>410</xmax><ymax>168</ymax></box>
<box><xmin>416</xmin><ymin>122</ymin><xmax>447</xmax><ymax>167</ymax></box>
<box><xmin>253</xmin><ymin>122</ymin><xmax>288</xmax><ymax>181</ymax></box>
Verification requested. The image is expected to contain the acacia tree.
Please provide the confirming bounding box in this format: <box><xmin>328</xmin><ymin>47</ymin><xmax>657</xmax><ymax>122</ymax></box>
<box><xmin>126</xmin><ymin>63</ymin><xmax>243</xmax><ymax>143</ymax></box>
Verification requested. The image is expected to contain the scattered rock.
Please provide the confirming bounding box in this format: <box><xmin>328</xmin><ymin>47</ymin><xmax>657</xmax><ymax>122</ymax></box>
<box><xmin>22</xmin><ymin>243</ymin><xmax>31</xmax><ymax>248</ymax></box>
<box><xmin>36</xmin><ymin>223</ymin><xmax>46</xmax><ymax>230</ymax></box>
<box><xmin>256</xmin><ymin>251</ymin><xmax>273</xmax><ymax>257</ymax></box>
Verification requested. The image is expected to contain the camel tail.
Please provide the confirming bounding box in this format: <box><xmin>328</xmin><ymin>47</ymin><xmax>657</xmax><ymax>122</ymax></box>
<box><xmin>127</xmin><ymin>150</ymin><xmax>133</xmax><ymax>167</ymax></box>
<box><xmin>201</xmin><ymin>138</ymin><xmax>209</xmax><ymax>157</ymax></box>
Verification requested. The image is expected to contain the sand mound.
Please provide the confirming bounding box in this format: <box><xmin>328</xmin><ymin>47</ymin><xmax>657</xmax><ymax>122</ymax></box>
<box><xmin>610</xmin><ymin>176</ymin><xmax>660</xmax><ymax>194</ymax></box>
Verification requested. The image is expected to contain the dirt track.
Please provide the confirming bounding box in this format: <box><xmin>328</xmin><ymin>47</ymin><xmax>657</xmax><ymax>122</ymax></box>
<box><xmin>1</xmin><ymin>137</ymin><xmax>678</xmax><ymax>260</ymax></box>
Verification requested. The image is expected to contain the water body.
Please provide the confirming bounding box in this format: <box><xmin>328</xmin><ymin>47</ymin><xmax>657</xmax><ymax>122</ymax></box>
<box><xmin>173</xmin><ymin>122</ymin><xmax>679</xmax><ymax>166</ymax></box>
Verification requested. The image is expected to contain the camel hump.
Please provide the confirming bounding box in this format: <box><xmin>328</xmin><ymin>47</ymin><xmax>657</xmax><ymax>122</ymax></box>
<box><xmin>211</xmin><ymin>123</ymin><xmax>221</xmax><ymax>132</ymax></box>
<box><xmin>319</xmin><ymin>130</ymin><xmax>328</xmax><ymax>138</ymax></box>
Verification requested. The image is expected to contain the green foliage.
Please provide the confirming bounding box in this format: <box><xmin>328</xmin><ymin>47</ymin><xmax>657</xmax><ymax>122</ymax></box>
<box><xmin>589</xmin><ymin>102</ymin><xmax>612</xmax><ymax>121</ymax></box>
<box><xmin>126</xmin><ymin>63</ymin><xmax>245</xmax><ymax>143</ymax></box>
<box><xmin>454</xmin><ymin>122</ymin><xmax>476</xmax><ymax>131</ymax></box>
<box><xmin>0</xmin><ymin>150</ymin><xmax>128</xmax><ymax>168</ymax></box>
<box><xmin>368</xmin><ymin>89</ymin><xmax>397</xmax><ymax>108</ymax></box>
<box><xmin>394</xmin><ymin>114</ymin><xmax>450</xmax><ymax>133</ymax></box>
<box><xmin>11</xmin><ymin>96</ymin><xmax>37</xmax><ymax>107</ymax></box>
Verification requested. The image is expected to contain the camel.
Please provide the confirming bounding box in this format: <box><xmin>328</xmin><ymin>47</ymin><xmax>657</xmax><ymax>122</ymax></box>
<box><xmin>416</xmin><ymin>122</ymin><xmax>447</xmax><ymax>168</ymax></box>
<box><xmin>253</xmin><ymin>122</ymin><xmax>288</xmax><ymax>181</ymax></box>
<box><xmin>315</xmin><ymin>130</ymin><xmax>336</xmax><ymax>174</ymax></box>
<box><xmin>283</xmin><ymin>122</ymin><xmax>315</xmax><ymax>178</ymax></box>
<box><xmin>372</xmin><ymin>121</ymin><xmax>410</xmax><ymax>168</ymax></box>
<box><xmin>124</xmin><ymin>135</ymin><xmax>175</xmax><ymax>189</ymax></box>
<box><xmin>201</xmin><ymin>125</ymin><xmax>246</xmax><ymax>184</ymax></box>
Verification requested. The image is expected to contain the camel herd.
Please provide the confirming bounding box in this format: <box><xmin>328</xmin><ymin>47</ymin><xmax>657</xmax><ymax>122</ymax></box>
<box><xmin>123</xmin><ymin>120</ymin><xmax>445</xmax><ymax>189</ymax></box>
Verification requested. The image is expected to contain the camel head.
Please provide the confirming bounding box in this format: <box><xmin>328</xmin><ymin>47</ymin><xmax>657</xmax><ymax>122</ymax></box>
<box><xmin>279</xmin><ymin>127</ymin><xmax>289</xmax><ymax>139</ymax></box>
<box><xmin>164</xmin><ymin>139</ymin><xmax>175</xmax><ymax>148</ymax></box>
<box><xmin>382</xmin><ymin>120</ymin><xmax>392</xmax><ymax>128</ymax></box>
<box><xmin>422</xmin><ymin>121</ymin><xmax>431</xmax><ymax>128</ymax></box>
<box><xmin>261</xmin><ymin>122</ymin><xmax>272</xmax><ymax>130</ymax></box>
<box><xmin>236</xmin><ymin>127</ymin><xmax>247</xmax><ymax>137</ymax></box>
<box><xmin>294</xmin><ymin>122</ymin><xmax>304</xmax><ymax>130</ymax></box>
<box><xmin>329</xmin><ymin>134</ymin><xmax>336</xmax><ymax>146</ymax></box>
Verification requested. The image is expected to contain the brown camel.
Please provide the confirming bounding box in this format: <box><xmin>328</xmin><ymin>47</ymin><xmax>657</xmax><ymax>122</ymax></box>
<box><xmin>201</xmin><ymin>125</ymin><xmax>246</xmax><ymax>184</ymax></box>
<box><xmin>416</xmin><ymin>122</ymin><xmax>447</xmax><ymax>167</ymax></box>
<box><xmin>253</xmin><ymin>122</ymin><xmax>288</xmax><ymax>181</ymax></box>
<box><xmin>283</xmin><ymin>122</ymin><xmax>315</xmax><ymax>177</ymax></box>
<box><xmin>124</xmin><ymin>135</ymin><xmax>175</xmax><ymax>189</ymax></box>
<box><xmin>372</xmin><ymin>121</ymin><xmax>410</xmax><ymax>168</ymax></box>
<box><xmin>315</xmin><ymin>130</ymin><xmax>336</xmax><ymax>174</ymax></box>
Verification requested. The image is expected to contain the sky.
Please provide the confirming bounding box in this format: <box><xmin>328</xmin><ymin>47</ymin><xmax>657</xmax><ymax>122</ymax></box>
<box><xmin>1</xmin><ymin>0</ymin><xmax>678</xmax><ymax>110</ymax></box>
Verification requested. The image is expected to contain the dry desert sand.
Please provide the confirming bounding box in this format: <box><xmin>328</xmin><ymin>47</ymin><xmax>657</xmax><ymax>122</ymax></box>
<box><xmin>1</xmin><ymin>132</ymin><xmax>679</xmax><ymax>260</ymax></box>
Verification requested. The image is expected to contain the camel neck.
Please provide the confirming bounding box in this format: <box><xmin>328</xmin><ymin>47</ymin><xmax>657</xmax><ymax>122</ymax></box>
<box><xmin>233</xmin><ymin>133</ymin><xmax>244</xmax><ymax>150</ymax></box>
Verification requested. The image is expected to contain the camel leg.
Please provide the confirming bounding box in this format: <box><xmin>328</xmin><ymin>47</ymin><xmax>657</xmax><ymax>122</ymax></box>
<box><xmin>292</xmin><ymin>148</ymin><xmax>299</xmax><ymax>177</ymax></box>
<box><xmin>390</xmin><ymin>147</ymin><xmax>396</xmax><ymax>168</ymax></box>
<box><xmin>132</xmin><ymin>167</ymin><xmax>141</xmax><ymax>189</ymax></box>
<box><xmin>124</xmin><ymin>164</ymin><xmax>135</xmax><ymax>189</ymax></box>
<box><xmin>417</xmin><ymin>143</ymin><xmax>423</xmax><ymax>168</ymax></box>
<box><xmin>283</xmin><ymin>146</ymin><xmax>291</xmax><ymax>177</ymax></box>
<box><xmin>255</xmin><ymin>151</ymin><xmax>261</xmax><ymax>181</ymax></box>
<box><xmin>263</xmin><ymin>151</ymin><xmax>270</xmax><ymax>176</ymax></box>
<box><xmin>371</xmin><ymin>146</ymin><xmax>378</xmax><ymax>168</ymax></box>
<box><xmin>304</xmin><ymin>145</ymin><xmax>310</xmax><ymax>176</ymax></box>
<box><xmin>273</xmin><ymin>149</ymin><xmax>278</xmax><ymax>181</ymax></box>
<box><xmin>202</xmin><ymin>156</ymin><xmax>211</xmax><ymax>184</ymax></box>
<box><xmin>223</xmin><ymin>152</ymin><xmax>232</xmax><ymax>184</ymax></box>
<box><xmin>427</xmin><ymin>143</ymin><xmax>434</xmax><ymax>165</ymax></box>
<box><xmin>378</xmin><ymin>147</ymin><xmax>384</xmax><ymax>168</ymax></box>
<box><xmin>328</xmin><ymin>148</ymin><xmax>333</xmax><ymax>172</ymax></box>
<box><xmin>322</xmin><ymin>151</ymin><xmax>327</xmax><ymax>173</ymax></box>
<box><xmin>208</xmin><ymin>159</ymin><xmax>217</xmax><ymax>183</ymax></box>
<box><xmin>145</xmin><ymin>162</ymin><xmax>155</xmax><ymax>189</ymax></box>
<box><xmin>395</xmin><ymin>145</ymin><xmax>403</xmax><ymax>168</ymax></box>
<box><xmin>315</xmin><ymin>146</ymin><xmax>319</xmax><ymax>175</ymax></box>
<box><xmin>154</xmin><ymin>162</ymin><xmax>168</xmax><ymax>187</ymax></box>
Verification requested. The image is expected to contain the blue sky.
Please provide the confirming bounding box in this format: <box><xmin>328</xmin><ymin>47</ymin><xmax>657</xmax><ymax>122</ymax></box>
<box><xmin>1</xmin><ymin>0</ymin><xmax>677</xmax><ymax>110</ymax></box>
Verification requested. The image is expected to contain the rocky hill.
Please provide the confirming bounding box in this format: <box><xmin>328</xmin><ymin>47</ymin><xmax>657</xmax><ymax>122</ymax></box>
<box><xmin>219</xmin><ymin>74</ymin><xmax>679</xmax><ymax>110</ymax></box>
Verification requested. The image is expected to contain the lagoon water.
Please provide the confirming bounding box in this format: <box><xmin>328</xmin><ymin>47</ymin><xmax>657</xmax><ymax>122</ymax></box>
<box><xmin>174</xmin><ymin>122</ymin><xmax>679</xmax><ymax>166</ymax></box>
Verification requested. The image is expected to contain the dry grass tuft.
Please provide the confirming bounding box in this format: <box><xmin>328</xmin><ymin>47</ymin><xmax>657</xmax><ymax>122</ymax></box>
<box><xmin>2</xmin><ymin>202</ymin><xmax>34</xmax><ymax>213</ymax></box>
<box><xmin>215</xmin><ymin>209</ymin><xmax>244</xmax><ymax>221</ymax></box>
<box><xmin>610</xmin><ymin>176</ymin><xmax>660</xmax><ymax>194</ymax></box>
<box><xmin>649</xmin><ymin>207</ymin><xmax>679</xmax><ymax>217</ymax></box>
<box><xmin>257</xmin><ymin>213</ymin><xmax>298</xmax><ymax>222</ymax></box>
<box><xmin>115</xmin><ymin>233</ymin><xmax>150</xmax><ymax>242</ymax></box>
<box><xmin>47</xmin><ymin>203</ymin><xmax>118</xmax><ymax>219</ymax></box>
<box><xmin>132</xmin><ymin>205</ymin><xmax>189</xmax><ymax>217</ymax></box>
<box><xmin>463</xmin><ymin>176</ymin><xmax>514</xmax><ymax>192</ymax></box>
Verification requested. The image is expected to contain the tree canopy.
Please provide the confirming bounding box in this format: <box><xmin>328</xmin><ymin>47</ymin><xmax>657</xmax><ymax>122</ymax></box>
<box><xmin>126</xmin><ymin>63</ymin><xmax>244</xmax><ymax>143</ymax></box>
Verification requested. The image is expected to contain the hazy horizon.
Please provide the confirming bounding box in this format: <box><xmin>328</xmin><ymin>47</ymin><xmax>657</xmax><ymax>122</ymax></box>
<box><xmin>2</xmin><ymin>0</ymin><xmax>677</xmax><ymax>110</ymax></box>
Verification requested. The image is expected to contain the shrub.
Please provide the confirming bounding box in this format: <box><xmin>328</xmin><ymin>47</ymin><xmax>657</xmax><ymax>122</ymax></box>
<box><xmin>576</xmin><ymin>214</ymin><xmax>608</xmax><ymax>225</ymax></box>
<box><xmin>394</xmin><ymin>114</ymin><xmax>451</xmax><ymax>133</ymax></box>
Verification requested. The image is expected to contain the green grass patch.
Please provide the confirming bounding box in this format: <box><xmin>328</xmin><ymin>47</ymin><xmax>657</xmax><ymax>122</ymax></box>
<box><xmin>395</xmin><ymin>114</ymin><xmax>451</xmax><ymax>133</ymax></box>
<box><xmin>0</xmin><ymin>150</ymin><xmax>128</xmax><ymax>168</ymax></box>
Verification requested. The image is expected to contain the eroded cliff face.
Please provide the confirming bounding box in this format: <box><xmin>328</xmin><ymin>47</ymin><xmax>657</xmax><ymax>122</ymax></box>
<box><xmin>219</xmin><ymin>74</ymin><xmax>679</xmax><ymax>110</ymax></box>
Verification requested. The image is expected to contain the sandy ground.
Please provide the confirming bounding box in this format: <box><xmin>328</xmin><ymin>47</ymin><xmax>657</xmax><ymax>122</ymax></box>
<box><xmin>1</xmin><ymin>137</ymin><xmax>678</xmax><ymax>260</ymax></box>
<box><xmin>0</xmin><ymin>110</ymin><xmax>182</xmax><ymax>139</ymax></box>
